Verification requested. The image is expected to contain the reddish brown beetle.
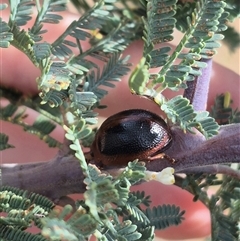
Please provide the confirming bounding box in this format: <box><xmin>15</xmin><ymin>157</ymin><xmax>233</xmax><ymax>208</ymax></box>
<box><xmin>90</xmin><ymin>109</ymin><xmax>172</xmax><ymax>167</ymax></box>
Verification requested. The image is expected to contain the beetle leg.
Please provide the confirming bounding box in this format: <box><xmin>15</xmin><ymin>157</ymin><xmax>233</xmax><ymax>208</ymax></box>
<box><xmin>149</xmin><ymin>153</ymin><xmax>176</xmax><ymax>164</ymax></box>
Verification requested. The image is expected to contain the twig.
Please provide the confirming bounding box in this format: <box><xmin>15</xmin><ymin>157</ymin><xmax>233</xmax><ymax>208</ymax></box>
<box><xmin>1</xmin><ymin>124</ymin><xmax>239</xmax><ymax>200</ymax></box>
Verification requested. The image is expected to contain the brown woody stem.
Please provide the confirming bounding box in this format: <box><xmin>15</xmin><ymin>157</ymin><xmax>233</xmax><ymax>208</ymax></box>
<box><xmin>1</xmin><ymin>124</ymin><xmax>239</xmax><ymax>201</ymax></box>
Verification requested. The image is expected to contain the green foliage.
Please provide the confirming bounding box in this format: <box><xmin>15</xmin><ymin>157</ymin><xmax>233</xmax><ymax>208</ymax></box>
<box><xmin>86</xmin><ymin>53</ymin><xmax>131</xmax><ymax>100</ymax></box>
<box><xmin>1</xmin><ymin>0</ymin><xmax>132</xmax><ymax>115</ymax></box>
<box><xmin>129</xmin><ymin>0</ymin><xmax>231</xmax><ymax>138</ymax></box>
<box><xmin>38</xmin><ymin>161</ymin><xmax>184</xmax><ymax>240</ymax></box>
<box><xmin>41</xmin><ymin>205</ymin><xmax>87</xmax><ymax>241</ymax></box>
<box><xmin>162</xmin><ymin>95</ymin><xmax>219</xmax><ymax>138</ymax></box>
<box><xmin>1</xmin><ymin>0</ymin><xmax>235</xmax><ymax>138</ymax></box>
<box><xmin>0</xmin><ymin>102</ymin><xmax>61</xmax><ymax>148</ymax></box>
<box><xmin>225</xmin><ymin>0</ymin><xmax>240</xmax><ymax>21</ymax></box>
<box><xmin>0</xmin><ymin>87</ymin><xmax>62</xmax><ymax>123</ymax></box>
<box><xmin>64</xmin><ymin>120</ymin><xmax>93</xmax><ymax>177</ymax></box>
<box><xmin>10</xmin><ymin>23</ymin><xmax>39</xmax><ymax>66</ymax></box>
<box><xmin>130</xmin><ymin>191</ymin><xmax>151</xmax><ymax>207</ymax></box>
<box><xmin>1</xmin><ymin>0</ymin><xmax>239</xmax><ymax>240</ymax></box>
<box><xmin>175</xmin><ymin>0</ymin><xmax>240</xmax><ymax>52</ymax></box>
<box><xmin>9</xmin><ymin>0</ymin><xmax>35</xmax><ymax>27</ymax></box>
<box><xmin>30</xmin><ymin>116</ymin><xmax>56</xmax><ymax>134</ymax></box>
<box><xmin>180</xmin><ymin>169</ymin><xmax>240</xmax><ymax>241</ymax></box>
<box><xmin>0</xmin><ymin>186</ymin><xmax>54</xmax><ymax>212</ymax></box>
<box><xmin>0</xmin><ymin>133</ymin><xmax>14</xmax><ymax>151</ymax></box>
<box><xmin>0</xmin><ymin>163</ymin><xmax>185</xmax><ymax>241</ymax></box>
<box><xmin>0</xmin><ymin>186</ymin><xmax>55</xmax><ymax>231</ymax></box>
<box><xmin>0</xmin><ymin>18</ymin><xmax>13</xmax><ymax>48</ymax></box>
<box><xmin>178</xmin><ymin>96</ymin><xmax>240</xmax><ymax>241</ymax></box>
<box><xmin>0</xmin><ymin>225</ymin><xmax>48</xmax><ymax>241</ymax></box>
<box><xmin>210</xmin><ymin>92</ymin><xmax>240</xmax><ymax>124</ymax></box>
<box><xmin>104</xmin><ymin>221</ymin><xmax>142</xmax><ymax>241</ymax></box>
<box><xmin>143</xmin><ymin>205</ymin><xmax>185</xmax><ymax>229</ymax></box>
<box><xmin>142</xmin><ymin>0</ymin><xmax>177</xmax><ymax>67</ymax></box>
<box><xmin>222</xmin><ymin>26</ymin><xmax>240</xmax><ymax>52</ymax></box>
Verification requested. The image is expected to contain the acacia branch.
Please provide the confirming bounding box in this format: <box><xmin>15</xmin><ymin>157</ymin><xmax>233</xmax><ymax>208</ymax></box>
<box><xmin>178</xmin><ymin>165</ymin><xmax>240</xmax><ymax>179</ymax></box>
<box><xmin>146</xmin><ymin>124</ymin><xmax>240</xmax><ymax>172</ymax></box>
<box><xmin>1</xmin><ymin>155</ymin><xmax>84</xmax><ymax>201</ymax></box>
<box><xmin>1</xmin><ymin>124</ymin><xmax>239</xmax><ymax>201</ymax></box>
<box><xmin>183</xmin><ymin>59</ymin><xmax>212</xmax><ymax>110</ymax></box>
<box><xmin>1</xmin><ymin>56</ymin><xmax>239</xmax><ymax>202</ymax></box>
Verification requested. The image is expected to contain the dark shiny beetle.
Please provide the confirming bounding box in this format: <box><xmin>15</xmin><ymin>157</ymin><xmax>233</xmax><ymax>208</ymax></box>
<box><xmin>91</xmin><ymin>109</ymin><xmax>172</xmax><ymax>166</ymax></box>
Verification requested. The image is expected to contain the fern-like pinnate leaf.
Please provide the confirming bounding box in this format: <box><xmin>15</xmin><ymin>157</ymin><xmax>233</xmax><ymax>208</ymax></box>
<box><xmin>126</xmin><ymin>204</ymin><xmax>185</xmax><ymax>231</ymax></box>
<box><xmin>35</xmin><ymin>1</ymin><xmax>121</xmax><ymax>110</ymax></box>
<box><xmin>210</xmin><ymin>174</ymin><xmax>240</xmax><ymax>241</ymax></box>
<box><xmin>51</xmin><ymin>0</ymin><xmax>108</xmax><ymax>60</ymax></box>
<box><xmin>141</xmin><ymin>0</ymin><xmax>229</xmax><ymax>89</ymax></box>
<box><xmin>41</xmin><ymin>204</ymin><xmax>89</xmax><ymax>240</ymax></box>
<box><xmin>188</xmin><ymin>111</ymin><xmax>219</xmax><ymax>137</ymax></box>
<box><xmin>124</xmin><ymin>202</ymin><xmax>150</xmax><ymax>226</ymax></box>
<box><xmin>144</xmin><ymin>205</ymin><xmax>185</xmax><ymax>230</ymax></box>
<box><xmin>162</xmin><ymin>95</ymin><xmax>219</xmax><ymax>138</ymax></box>
<box><xmin>130</xmin><ymin>191</ymin><xmax>151</xmax><ymax>207</ymax></box>
<box><xmin>129</xmin><ymin>57</ymin><xmax>150</xmax><ymax>95</ymax></box>
<box><xmin>31</xmin><ymin>116</ymin><xmax>56</xmax><ymax>135</ymax></box>
<box><xmin>29</xmin><ymin>0</ymin><xmax>67</xmax><ymax>41</ymax></box>
<box><xmin>0</xmin><ymin>186</ymin><xmax>54</xmax><ymax>231</ymax></box>
<box><xmin>142</xmin><ymin>0</ymin><xmax>177</xmax><ymax>68</ymax></box>
<box><xmin>158</xmin><ymin>0</ymin><xmax>228</xmax><ymax>89</ymax></box>
<box><xmin>0</xmin><ymin>225</ymin><xmax>48</xmax><ymax>241</ymax></box>
<box><xmin>1</xmin><ymin>1</ymin><xmax>133</xmax><ymax>111</ymax></box>
<box><xmin>86</xmin><ymin>164</ymin><xmax>113</xmax><ymax>184</ymax></box>
<box><xmin>105</xmin><ymin>221</ymin><xmax>142</xmax><ymax>241</ymax></box>
<box><xmin>68</xmin><ymin>78</ymin><xmax>98</xmax><ymax>120</ymax></box>
<box><xmin>121</xmin><ymin>161</ymin><xmax>147</xmax><ymax>185</ymax></box>
<box><xmin>38</xmin><ymin>61</ymin><xmax>71</xmax><ymax>92</ymax></box>
<box><xmin>0</xmin><ymin>186</ymin><xmax>55</xmax><ymax>212</ymax></box>
<box><xmin>116</xmin><ymin>221</ymin><xmax>142</xmax><ymax>241</ymax></box>
<box><xmin>33</xmin><ymin>42</ymin><xmax>51</xmax><ymax>61</ymax></box>
<box><xmin>23</xmin><ymin>116</ymin><xmax>60</xmax><ymax>147</ymax></box>
<box><xmin>0</xmin><ymin>103</ymin><xmax>61</xmax><ymax>147</ymax></box>
<box><xmin>0</xmin><ymin>18</ymin><xmax>13</xmax><ymax>48</ymax></box>
<box><xmin>0</xmin><ymin>103</ymin><xmax>18</xmax><ymax>118</ymax></box>
<box><xmin>137</xmin><ymin>226</ymin><xmax>155</xmax><ymax>241</ymax></box>
<box><xmin>86</xmin><ymin>53</ymin><xmax>131</xmax><ymax>100</ymax></box>
<box><xmin>86</xmin><ymin>179</ymin><xmax>120</xmax><ymax>207</ymax></box>
<box><xmin>91</xmin><ymin>20</ymin><xmax>138</xmax><ymax>54</ymax></box>
<box><xmin>210</xmin><ymin>196</ymin><xmax>239</xmax><ymax>241</ymax></box>
<box><xmin>10</xmin><ymin>23</ymin><xmax>39</xmax><ymax>66</ymax></box>
<box><xmin>9</xmin><ymin>0</ymin><xmax>34</xmax><ymax>27</ymax></box>
<box><xmin>180</xmin><ymin>161</ymin><xmax>240</xmax><ymax>241</ymax></box>
<box><xmin>175</xmin><ymin>2</ymin><xmax>195</xmax><ymax>32</ymax></box>
<box><xmin>129</xmin><ymin>0</ymin><xmax>226</xmax><ymax>138</ymax></box>
<box><xmin>0</xmin><ymin>133</ymin><xmax>14</xmax><ymax>151</ymax></box>
<box><xmin>40</xmin><ymin>89</ymin><xmax>68</xmax><ymax>107</ymax></box>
